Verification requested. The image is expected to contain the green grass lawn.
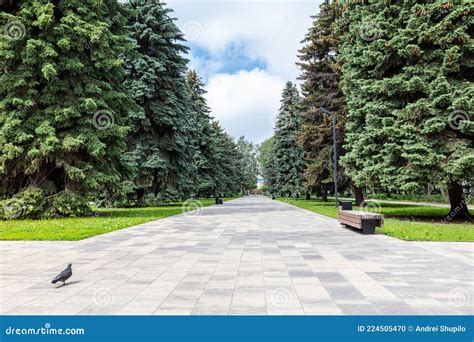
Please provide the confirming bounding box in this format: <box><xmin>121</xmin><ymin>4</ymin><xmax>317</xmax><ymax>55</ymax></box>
<box><xmin>0</xmin><ymin>198</ymin><xmax>234</xmax><ymax>241</ymax></box>
<box><xmin>278</xmin><ymin>198</ymin><xmax>474</xmax><ymax>242</ymax></box>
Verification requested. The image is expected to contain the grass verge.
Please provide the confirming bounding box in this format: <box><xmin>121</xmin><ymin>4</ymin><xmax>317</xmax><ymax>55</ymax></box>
<box><xmin>278</xmin><ymin>198</ymin><xmax>474</xmax><ymax>242</ymax></box>
<box><xmin>0</xmin><ymin>198</ymin><xmax>235</xmax><ymax>241</ymax></box>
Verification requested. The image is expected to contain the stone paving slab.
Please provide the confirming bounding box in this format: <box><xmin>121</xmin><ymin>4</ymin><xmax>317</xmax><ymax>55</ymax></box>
<box><xmin>0</xmin><ymin>196</ymin><xmax>473</xmax><ymax>315</ymax></box>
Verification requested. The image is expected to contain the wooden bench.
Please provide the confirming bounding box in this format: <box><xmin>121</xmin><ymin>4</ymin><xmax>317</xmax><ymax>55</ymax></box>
<box><xmin>338</xmin><ymin>210</ymin><xmax>384</xmax><ymax>234</ymax></box>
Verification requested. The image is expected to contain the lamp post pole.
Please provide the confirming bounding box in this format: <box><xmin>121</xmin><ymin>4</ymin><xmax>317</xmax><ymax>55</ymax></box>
<box><xmin>320</xmin><ymin>108</ymin><xmax>338</xmax><ymax>208</ymax></box>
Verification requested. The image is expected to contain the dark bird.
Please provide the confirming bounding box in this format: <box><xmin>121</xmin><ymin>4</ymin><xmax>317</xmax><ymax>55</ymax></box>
<box><xmin>51</xmin><ymin>263</ymin><xmax>72</xmax><ymax>285</ymax></box>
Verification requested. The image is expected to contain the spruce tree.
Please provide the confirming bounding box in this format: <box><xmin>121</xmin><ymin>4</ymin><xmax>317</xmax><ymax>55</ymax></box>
<box><xmin>210</xmin><ymin>121</ymin><xmax>241</xmax><ymax>196</ymax></box>
<box><xmin>0</xmin><ymin>0</ymin><xmax>135</xmax><ymax>216</ymax></box>
<box><xmin>340</xmin><ymin>0</ymin><xmax>473</xmax><ymax>218</ymax></box>
<box><xmin>124</xmin><ymin>0</ymin><xmax>196</xmax><ymax>203</ymax></box>
<box><xmin>297</xmin><ymin>1</ymin><xmax>336</xmax><ymax>200</ymax></box>
<box><xmin>297</xmin><ymin>1</ymin><xmax>364</xmax><ymax>203</ymax></box>
<box><xmin>186</xmin><ymin>70</ymin><xmax>217</xmax><ymax>198</ymax></box>
<box><xmin>257</xmin><ymin>137</ymin><xmax>276</xmax><ymax>193</ymax></box>
<box><xmin>236</xmin><ymin>136</ymin><xmax>258</xmax><ymax>194</ymax></box>
<box><xmin>272</xmin><ymin>82</ymin><xmax>306</xmax><ymax>197</ymax></box>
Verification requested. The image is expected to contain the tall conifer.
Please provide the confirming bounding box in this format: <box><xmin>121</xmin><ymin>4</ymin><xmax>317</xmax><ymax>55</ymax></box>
<box><xmin>0</xmin><ymin>0</ymin><xmax>135</xmax><ymax>215</ymax></box>
<box><xmin>340</xmin><ymin>0</ymin><xmax>473</xmax><ymax>218</ymax></box>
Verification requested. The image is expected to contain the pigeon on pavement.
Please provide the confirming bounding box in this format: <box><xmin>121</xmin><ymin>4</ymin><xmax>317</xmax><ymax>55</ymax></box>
<box><xmin>51</xmin><ymin>263</ymin><xmax>72</xmax><ymax>285</ymax></box>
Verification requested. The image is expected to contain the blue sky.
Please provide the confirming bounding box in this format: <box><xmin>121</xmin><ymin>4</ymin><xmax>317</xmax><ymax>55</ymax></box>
<box><xmin>168</xmin><ymin>0</ymin><xmax>323</xmax><ymax>143</ymax></box>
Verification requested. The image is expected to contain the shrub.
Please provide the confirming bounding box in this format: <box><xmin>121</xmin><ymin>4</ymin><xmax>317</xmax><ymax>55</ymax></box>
<box><xmin>45</xmin><ymin>191</ymin><xmax>92</xmax><ymax>218</ymax></box>
<box><xmin>0</xmin><ymin>187</ymin><xmax>45</xmax><ymax>220</ymax></box>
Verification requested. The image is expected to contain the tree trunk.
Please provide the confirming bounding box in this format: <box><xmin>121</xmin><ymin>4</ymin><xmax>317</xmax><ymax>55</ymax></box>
<box><xmin>305</xmin><ymin>193</ymin><xmax>311</xmax><ymax>200</ymax></box>
<box><xmin>321</xmin><ymin>188</ymin><xmax>328</xmax><ymax>202</ymax></box>
<box><xmin>135</xmin><ymin>188</ymin><xmax>146</xmax><ymax>207</ymax></box>
<box><xmin>446</xmin><ymin>182</ymin><xmax>472</xmax><ymax>220</ymax></box>
<box><xmin>351</xmin><ymin>182</ymin><xmax>364</xmax><ymax>206</ymax></box>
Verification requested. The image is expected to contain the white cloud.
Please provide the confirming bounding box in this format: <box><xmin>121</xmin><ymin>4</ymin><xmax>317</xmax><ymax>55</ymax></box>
<box><xmin>167</xmin><ymin>0</ymin><xmax>324</xmax><ymax>141</ymax></box>
<box><xmin>206</xmin><ymin>69</ymin><xmax>284</xmax><ymax>143</ymax></box>
<box><xmin>171</xmin><ymin>1</ymin><xmax>319</xmax><ymax>81</ymax></box>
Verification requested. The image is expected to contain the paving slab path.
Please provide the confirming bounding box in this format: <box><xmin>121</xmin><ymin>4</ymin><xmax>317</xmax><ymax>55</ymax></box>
<box><xmin>0</xmin><ymin>196</ymin><xmax>473</xmax><ymax>315</ymax></box>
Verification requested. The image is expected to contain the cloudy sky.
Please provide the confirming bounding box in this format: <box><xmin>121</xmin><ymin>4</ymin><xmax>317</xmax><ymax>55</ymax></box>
<box><xmin>167</xmin><ymin>0</ymin><xmax>323</xmax><ymax>143</ymax></box>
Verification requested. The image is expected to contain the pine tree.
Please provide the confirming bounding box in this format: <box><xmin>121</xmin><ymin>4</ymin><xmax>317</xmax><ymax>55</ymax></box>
<box><xmin>0</xmin><ymin>0</ymin><xmax>135</xmax><ymax>217</ymax></box>
<box><xmin>271</xmin><ymin>82</ymin><xmax>306</xmax><ymax>197</ymax></box>
<box><xmin>210</xmin><ymin>121</ymin><xmax>241</xmax><ymax>196</ymax></box>
<box><xmin>186</xmin><ymin>70</ymin><xmax>217</xmax><ymax>197</ymax></box>
<box><xmin>297</xmin><ymin>1</ymin><xmax>363</xmax><ymax>204</ymax></box>
<box><xmin>124</xmin><ymin>0</ymin><xmax>196</xmax><ymax>203</ymax></box>
<box><xmin>340</xmin><ymin>0</ymin><xmax>473</xmax><ymax>218</ymax></box>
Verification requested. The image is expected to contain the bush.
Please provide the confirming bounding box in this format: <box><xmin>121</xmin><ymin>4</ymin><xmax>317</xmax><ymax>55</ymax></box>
<box><xmin>0</xmin><ymin>187</ymin><xmax>45</xmax><ymax>219</ymax></box>
<box><xmin>1</xmin><ymin>188</ymin><xmax>92</xmax><ymax>220</ymax></box>
<box><xmin>368</xmin><ymin>193</ymin><xmax>474</xmax><ymax>204</ymax></box>
<box><xmin>45</xmin><ymin>191</ymin><xmax>92</xmax><ymax>218</ymax></box>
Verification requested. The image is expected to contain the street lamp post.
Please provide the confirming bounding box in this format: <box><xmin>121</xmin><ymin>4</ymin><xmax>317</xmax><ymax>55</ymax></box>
<box><xmin>320</xmin><ymin>108</ymin><xmax>338</xmax><ymax>208</ymax></box>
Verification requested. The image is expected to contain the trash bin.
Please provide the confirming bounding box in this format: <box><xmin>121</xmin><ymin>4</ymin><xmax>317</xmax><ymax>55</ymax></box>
<box><xmin>341</xmin><ymin>201</ymin><xmax>352</xmax><ymax>210</ymax></box>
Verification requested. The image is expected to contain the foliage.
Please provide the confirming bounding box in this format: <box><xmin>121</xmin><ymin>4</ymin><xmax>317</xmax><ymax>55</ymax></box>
<box><xmin>257</xmin><ymin>137</ymin><xmax>275</xmax><ymax>192</ymax></box>
<box><xmin>210</xmin><ymin>122</ymin><xmax>243</xmax><ymax>196</ymax></box>
<box><xmin>123</xmin><ymin>0</ymin><xmax>196</xmax><ymax>202</ymax></box>
<box><xmin>269</xmin><ymin>82</ymin><xmax>306</xmax><ymax>197</ymax></box>
<box><xmin>339</xmin><ymin>0</ymin><xmax>473</xmax><ymax>217</ymax></box>
<box><xmin>297</xmin><ymin>0</ymin><xmax>348</xmax><ymax>197</ymax></box>
<box><xmin>45</xmin><ymin>190</ymin><xmax>91</xmax><ymax>218</ymax></box>
<box><xmin>0</xmin><ymin>187</ymin><xmax>45</xmax><ymax>219</ymax></box>
<box><xmin>236</xmin><ymin>136</ymin><xmax>258</xmax><ymax>192</ymax></box>
<box><xmin>0</xmin><ymin>0</ymin><xmax>135</xmax><ymax>204</ymax></box>
<box><xmin>367</xmin><ymin>193</ymin><xmax>473</xmax><ymax>205</ymax></box>
<box><xmin>0</xmin><ymin>1</ymin><xmax>250</xmax><ymax>219</ymax></box>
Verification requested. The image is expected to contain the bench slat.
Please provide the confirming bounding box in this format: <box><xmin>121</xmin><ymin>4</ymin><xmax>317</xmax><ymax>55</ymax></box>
<box><xmin>339</xmin><ymin>215</ymin><xmax>362</xmax><ymax>225</ymax></box>
<box><xmin>341</xmin><ymin>210</ymin><xmax>383</xmax><ymax>219</ymax></box>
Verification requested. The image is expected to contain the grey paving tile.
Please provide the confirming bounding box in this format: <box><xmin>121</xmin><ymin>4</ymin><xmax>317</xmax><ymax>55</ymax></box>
<box><xmin>0</xmin><ymin>196</ymin><xmax>472</xmax><ymax>315</ymax></box>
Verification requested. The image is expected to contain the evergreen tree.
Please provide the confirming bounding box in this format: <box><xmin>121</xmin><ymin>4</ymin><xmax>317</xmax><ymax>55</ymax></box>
<box><xmin>210</xmin><ymin>121</ymin><xmax>241</xmax><ymax>196</ymax></box>
<box><xmin>186</xmin><ymin>70</ymin><xmax>217</xmax><ymax>198</ymax></box>
<box><xmin>124</xmin><ymin>0</ymin><xmax>196</xmax><ymax>203</ymax></box>
<box><xmin>236</xmin><ymin>136</ymin><xmax>258</xmax><ymax>194</ymax></box>
<box><xmin>340</xmin><ymin>0</ymin><xmax>473</xmax><ymax>218</ymax></box>
<box><xmin>257</xmin><ymin>137</ymin><xmax>275</xmax><ymax>193</ymax></box>
<box><xmin>297</xmin><ymin>1</ymin><xmax>363</xmax><ymax>204</ymax></box>
<box><xmin>271</xmin><ymin>82</ymin><xmax>306</xmax><ymax>197</ymax></box>
<box><xmin>0</xmin><ymin>0</ymin><xmax>135</xmax><ymax>217</ymax></box>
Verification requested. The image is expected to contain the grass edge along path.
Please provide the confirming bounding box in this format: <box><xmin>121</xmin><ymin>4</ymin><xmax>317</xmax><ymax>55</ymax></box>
<box><xmin>278</xmin><ymin>198</ymin><xmax>474</xmax><ymax>242</ymax></box>
<box><xmin>0</xmin><ymin>197</ymin><xmax>238</xmax><ymax>241</ymax></box>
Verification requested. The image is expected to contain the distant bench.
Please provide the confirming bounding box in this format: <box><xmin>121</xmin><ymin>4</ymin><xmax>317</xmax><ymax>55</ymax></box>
<box><xmin>338</xmin><ymin>210</ymin><xmax>384</xmax><ymax>234</ymax></box>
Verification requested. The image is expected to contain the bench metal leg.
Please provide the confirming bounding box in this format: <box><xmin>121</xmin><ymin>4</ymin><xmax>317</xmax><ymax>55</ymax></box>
<box><xmin>361</xmin><ymin>220</ymin><xmax>376</xmax><ymax>234</ymax></box>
